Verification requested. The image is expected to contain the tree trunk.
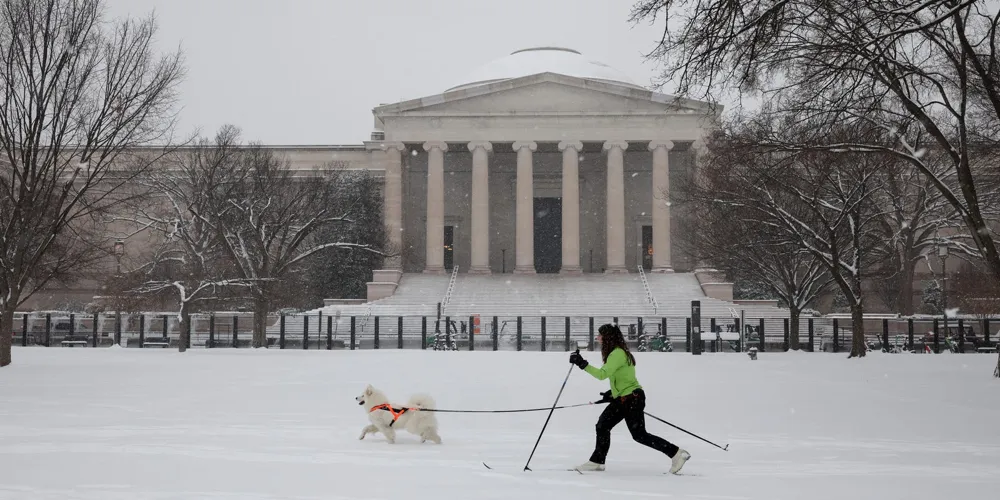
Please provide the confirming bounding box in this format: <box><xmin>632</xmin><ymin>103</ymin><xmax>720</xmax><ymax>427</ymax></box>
<box><xmin>789</xmin><ymin>307</ymin><xmax>801</xmax><ymax>350</ymax></box>
<box><xmin>898</xmin><ymin>262</ymin><xmax>916</xmax><ymax>315</ymax></box>
<box><xmin>178</xmin><ymin>308</ymin><xmax>191</xmax><ymax>353</ymax></box>
<box><xmin>252</xmin><ymin>298</ymin><xmax>269</xmax><ymax>348</ymax></box>
<box><xmin>0</xmin><ymin>308</ymin><xmax>13</xmax><ymax>367</ymax></box>
<box><xmin>848</xmin><ymin>303</ymin><xmax>867</xmax><ymax>358</ymax></box>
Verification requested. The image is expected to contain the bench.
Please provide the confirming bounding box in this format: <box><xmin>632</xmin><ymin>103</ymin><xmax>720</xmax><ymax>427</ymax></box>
<box><xmin>977</xmin><ymin>346</ymin><xmax>998</xmax><ymax>353</ymax></box>
<box><xmin>143</xmin><ymin>336</ymin><xmax>170</xmax><ymax>348</ymax></box>
<box><xmin>60</xmin><ymin>335</ymin><xmax>89</xmax><ymax>347</ymax></box>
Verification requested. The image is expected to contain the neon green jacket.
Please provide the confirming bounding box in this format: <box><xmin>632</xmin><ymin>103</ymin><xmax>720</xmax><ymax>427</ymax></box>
<box><xmin>583</xmin><ymin>347</ymin><xmax>641</xmax><ymax>398</ymax></box>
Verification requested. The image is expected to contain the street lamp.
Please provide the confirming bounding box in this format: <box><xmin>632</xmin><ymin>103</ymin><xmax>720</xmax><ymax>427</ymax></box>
<box><xmin>938</xmin><ymin>243</ymin><xmax>949</xmax><ymax>313</ymax></box>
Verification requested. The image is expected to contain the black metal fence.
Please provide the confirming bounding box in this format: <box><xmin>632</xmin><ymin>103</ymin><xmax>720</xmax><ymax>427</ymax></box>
<box><xmin>8</xmin><ymin>311</ymin><xmax>1000</xmax><ymax>354</ymax></box>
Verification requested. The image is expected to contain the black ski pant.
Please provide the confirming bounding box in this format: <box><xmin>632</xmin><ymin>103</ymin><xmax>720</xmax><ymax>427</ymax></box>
<box><xmin>588</xmin><ymin>389</ymin><xmax>679</xmax><ymax>464</ymax></box>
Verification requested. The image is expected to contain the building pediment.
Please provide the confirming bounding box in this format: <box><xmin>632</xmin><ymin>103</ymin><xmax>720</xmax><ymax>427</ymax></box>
<box><xmin>374</xmin><ymin>73</ymin><xmax>719</xmax><ymax>119</ymax></box>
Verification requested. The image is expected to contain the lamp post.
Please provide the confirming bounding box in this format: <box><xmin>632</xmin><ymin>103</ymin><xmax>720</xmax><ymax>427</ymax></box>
<box><xmin>113</xmin><ymin>239</ymin><xmax>125</xmax><ymax>347</ymax></box>
<box><xmin>939</xmin><ymin>243</ymin><xmax>949</xmax><ymax>342</ymax></box>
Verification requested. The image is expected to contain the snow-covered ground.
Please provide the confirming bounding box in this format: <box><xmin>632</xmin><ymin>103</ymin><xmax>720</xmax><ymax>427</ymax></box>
<box><xmin>1</xmin><ymin>348</ymin><xmax>998</xmax><ymax>500</ymax></box>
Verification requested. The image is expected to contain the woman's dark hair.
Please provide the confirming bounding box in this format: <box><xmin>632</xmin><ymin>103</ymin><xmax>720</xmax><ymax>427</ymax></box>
<box><xmin>599</xmin><ymin>323</ymin><xmax>636</xmax><ymax>366</ymax></box>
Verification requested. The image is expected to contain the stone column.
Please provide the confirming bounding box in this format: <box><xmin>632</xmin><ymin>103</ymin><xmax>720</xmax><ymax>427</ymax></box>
<box><xmin>559</xmin><ymin>140</ymin><xmax>583</xmax><ymax>274</ymax></box>
<box><xmin>649</xmin><ymin>140</ymin><xmax>674</xmax><ymax>272</ymax></box>
<box><xmin>468</xmin><ymin>141</ymin><xmax>492</xmax><ymax>274</ymax></box>
<box><xmin>381</xmin><ymin>142</ymin><xmax>406</xmax><ymax>270</ymax></box>
<box><xmin>603</xmin><ymin>141</ymin><xmax>628</xmax><ymax>274</ymax></box>
<box><xmin>513</xmin><ymin>141</ymin><xmax>537</xmax><ymax>274</ymax></box>
<box><xmin>423</xmin><ymin>141</ymin><xmax>447</xmax><ymax>274</ymax></box>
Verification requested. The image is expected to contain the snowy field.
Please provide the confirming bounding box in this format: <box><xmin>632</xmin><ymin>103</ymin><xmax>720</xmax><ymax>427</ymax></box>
<box><xmin>1</xmin><ymin>348</ymin><xmax>998</xmax><ymax>500</ymax></box>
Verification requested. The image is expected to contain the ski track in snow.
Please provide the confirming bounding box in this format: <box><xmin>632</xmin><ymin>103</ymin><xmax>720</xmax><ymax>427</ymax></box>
<box><xmin>0</xmin><ymin>349</ymin><xmax>998</xmax><ymax>500</ymax></box>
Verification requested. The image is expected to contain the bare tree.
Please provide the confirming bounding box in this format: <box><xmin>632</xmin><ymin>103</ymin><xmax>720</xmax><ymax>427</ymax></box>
<box><xmin>701</xmin><ymin>119</ymin><xmax>888</xmax><ymax>357</ymax></box>
<box><xmin>631</xmin><ymin>0</ymin><xmax>1000</xmax><ymax>284</ymax></box>
<box><xmin>0</xmin><ymin>0</ymin><xmax>183</xmax><ymax>367</ymax></box>
<box><xmin>869</xmin><ymin>150</ymin><xmax>959</xmax><ymax>313</ymax></box>
<box><xmin>113</xmin><ymin>126</ymin><xmax>259</xmax><ymax>351</ymax></box>
<box><xmin>212</xmin><ymin>145</ymin><xmax>387</xmax><ymax>347</ymax></box>
<box><xmin>681</xmin><ymin>159</ymin><xmax>832</xmax><ymax>349</ymax></box>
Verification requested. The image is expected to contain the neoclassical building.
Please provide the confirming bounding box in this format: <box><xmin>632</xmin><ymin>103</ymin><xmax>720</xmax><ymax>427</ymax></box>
<box><xmin>355</xmin><ymin>47</ymin><xmax>720</xmax><ymax>298</ymax></box>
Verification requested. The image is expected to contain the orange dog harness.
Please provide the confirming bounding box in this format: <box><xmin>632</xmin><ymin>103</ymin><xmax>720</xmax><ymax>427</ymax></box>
<box><xmin>370</xmin><ymin>404</ymin><xmax>415</xmax><ymax>426</ymax></box>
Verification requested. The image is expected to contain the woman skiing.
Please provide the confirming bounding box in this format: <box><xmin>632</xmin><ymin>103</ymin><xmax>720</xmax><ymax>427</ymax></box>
<box><xmin>569</xmin><ymin>323</ymin><xmax>690</xmax><ymax>473</ymax></box>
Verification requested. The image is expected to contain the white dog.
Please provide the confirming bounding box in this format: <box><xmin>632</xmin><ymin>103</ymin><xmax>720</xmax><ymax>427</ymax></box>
<box><xmin>355</xmin><ymin>384</ymin><xmax>442</xmax><ymax>444</ymax></box>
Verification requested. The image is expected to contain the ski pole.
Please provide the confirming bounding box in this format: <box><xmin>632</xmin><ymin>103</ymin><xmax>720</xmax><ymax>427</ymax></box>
<box><xmin>523</xmin><ymin>350</ymin><xmax>577</xmax><ymax>471</ymax></box>
<box><xmin>644</xmin><ymin>411</ymin><xmax>729</xmax><ymax>451</ymax></box>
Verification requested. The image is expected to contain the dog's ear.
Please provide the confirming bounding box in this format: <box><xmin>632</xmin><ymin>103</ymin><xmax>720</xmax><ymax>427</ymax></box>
<box><xmin>364</xmin><ymin>385</ymin><xmax>373</xmax><ymax>396</ymax></box>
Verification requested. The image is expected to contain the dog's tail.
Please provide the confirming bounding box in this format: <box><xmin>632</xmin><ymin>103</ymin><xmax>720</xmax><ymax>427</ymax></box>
<box><xmin>406</xmin><ymin>394</ymin><xmax>436</xmax><ymax>410</ymax></box>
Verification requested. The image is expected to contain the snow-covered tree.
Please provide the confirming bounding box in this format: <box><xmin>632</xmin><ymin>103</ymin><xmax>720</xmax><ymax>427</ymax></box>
<box><xmin>212</xmin><ymin>144</ymin><xmax>388</xmax><ymax>347</ymax></box>
<box><xmin>631</xmin><ymin>0</ymin><xmax>1000</xmax><ymax>288</ymax></box>
<box><xmin>697</xmin><ymin>120</ymin><xmax>887</xmax><ymax>357</ymax></box>
<box><xmin>113</xmin><ymin>126</ymin><xmax>258</xmax><ymax>351</ymax></box>
<box><xmin>0</xmin><ymin>0</ymin><xmax>183</xmax><ymax>367</ymax></box>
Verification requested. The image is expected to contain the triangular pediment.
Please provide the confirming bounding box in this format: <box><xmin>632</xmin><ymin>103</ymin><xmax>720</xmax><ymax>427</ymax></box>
<box><xmin>374</xmin><ymin>73</ymin><xmax>717</xmax><ymax>117</ymax></box>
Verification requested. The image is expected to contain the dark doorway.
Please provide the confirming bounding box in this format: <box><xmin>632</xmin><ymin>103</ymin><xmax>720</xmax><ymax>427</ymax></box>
<box><xmin>444</xmin><ymin>225</ymin><xmax>454</xmax><ymax>271</ymax></box>
<box><xmin>642</xmin><ymin>225</ymin><xmax>653</xmax><ymax>271</ymax></box>
<box><xmin>534</xmin><ymin>198</ymin><xmax>562</xmax><ymax>273</ymax></box>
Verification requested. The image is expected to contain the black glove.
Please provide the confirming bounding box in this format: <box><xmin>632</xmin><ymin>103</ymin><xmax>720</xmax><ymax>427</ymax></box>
<box><xmin>569</xmin><ymin>351</ymin><xmax>588</xmax><ymax>369</ymax></box>
<box><xmin>598</xmin><ymin>390</ymin><xmax>613</xmax><ymax>404</ymax></box>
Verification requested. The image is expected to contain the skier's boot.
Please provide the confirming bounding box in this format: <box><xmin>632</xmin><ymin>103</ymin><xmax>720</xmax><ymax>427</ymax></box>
<box><xmin>669</xmin><ymin>449</ymin><xmax>691</xmax><ymax>474</ymax></box>
<box><xmin>575</xmin><ymin>461</ymin><xmax>605</xmax><ymax>471</ymax></box>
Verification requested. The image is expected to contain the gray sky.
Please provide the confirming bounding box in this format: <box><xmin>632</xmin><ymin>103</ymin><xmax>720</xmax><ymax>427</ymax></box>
<box><xmin>104</xmin><ymin>0</ymin><xmax>675</xmax><ymax>145</ymax></box>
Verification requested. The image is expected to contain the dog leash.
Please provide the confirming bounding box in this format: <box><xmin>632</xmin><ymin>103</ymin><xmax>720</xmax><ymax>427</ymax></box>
<box><xmin>401</xmin><ymin>401</ymin><xmax>602</xmax><ymax>414</ymax></box>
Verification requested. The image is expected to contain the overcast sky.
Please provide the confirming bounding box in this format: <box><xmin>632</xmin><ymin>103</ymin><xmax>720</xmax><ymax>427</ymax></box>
<box><xmin>104</xmin><ymin>0</ymin><xmax>682</xmax><ymax>145</ymax></box>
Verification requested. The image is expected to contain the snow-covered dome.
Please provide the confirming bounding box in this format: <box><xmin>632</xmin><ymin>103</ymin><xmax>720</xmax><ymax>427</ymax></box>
<box><xmin>446</xmin><ymin>47</ymin><xmax>643</xmax><ymax>92</ymax></box>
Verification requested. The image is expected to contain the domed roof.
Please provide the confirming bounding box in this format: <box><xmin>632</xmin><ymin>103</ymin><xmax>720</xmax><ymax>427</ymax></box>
<box><xmin>446</xmin><ymin>47</ymin><xmax>643</xmax><ymax>92</ymax></box>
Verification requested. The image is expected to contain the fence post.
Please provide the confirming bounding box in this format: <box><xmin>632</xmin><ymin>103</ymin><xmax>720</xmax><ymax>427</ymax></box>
<box><xmin>832</xmin><ymin>318</ymin><xmax>839</xmax><ymax>353</ymax></box>
<box><xmin>985</xmin><ymin>319</ymin><xmax>991</xmax><ymax>346</ymax></box>
<box><xmin>208</xmin><ymin>313</ymin><xmax>215</xmax><ymax>348</ymax></box>
<box><xmin>881</xmin><ymin>318</ymin><xmax>888</xmax><ymax>351</ymax></box>
<box><xmin>958</xmin><ymin>318</ymin><xmax>965</xmax><ymax>353</ymax></box>
<box><xmin>685</xmin><ymin>317</ymin><xmax>691</xmax><ymax>353</ymax></box>
<box><xmin>589</xmin><ymin>317</ymin><xmax>595</xmax><ymax>351</ymax></box>
<box><xmin>492</xmin><ymin>316</ymin><xmax>498</xmax><ymax>351</ymax></box>
<box><xmin>400</xmin><ymin>317</ymin><xmax>406</xmax><ymax>350</ymax></box>
<box><xmin>565</xmin><ymin>317</ymin><xmax>571</xmax><ymax>352</ymax></box>
<box><xmin>516</xmin><ymin>316</ymin><xmax>522</xmax><ymax>352</ymax></box>
<box><xmin>22</xmin><ymin>314</ymin><xmax>28</xmax><ymax>347</ymax></box>
<box><xmin>691</xmin><ymin>301</ymin><xmax>702</xmax><ymax>355</ymax></box>
<box><xmin>908</xmin><ymin>318</ymin><xmax>915</xmax><ymax>351</ymax></box>
<box><xmin>759</xmin><ymin>318</ymin><xmax>766</xmax><ymax>352</ymax></box>
<box><xmin>468</xmin><ymin>316</ymin><xmax>474</xmax><ymax>351</ymax></box>
<box><xmin>638</xmin><ymin>317</ymin><xmax>646</xmax><ymax>349</ymax></box>
<box><xmin>783</xmin><ymin>318</ymin><xmax>789</xmax><ymax>352</ymax></box>
<box><xmin>661</xmin><ymin>317</ymin><xmax>667</xmax><ymax>346</ymax></box>
<box><xmin>327</xmin><ymin>316</ymin><xmax>333</xmax><ymax>350</ymax></box>
<box><xmin>91</xmin><ymin>314</ymin><xmax>98</xmax><ymax>347</ymax></box>
<box><xmin>421</xmin><ymin>316</ymin><xmax>427</xmax><ymax>350</ymax></box>
<box><xmin>350</xmin><ymin>316</ymin><xmax>356</xmax><ymax>350</ymax></box>
<box><xmin>808</xmin><ymin>318</ymin><xmax>814</xmax><ymax>352</ymax></box>
<box><xmin>232</xmin><ymin>315</ymin><xmax>238</xmax><ymax>348</ymax></box>
<box><xmin>114</xmin><ymin>311</ymin><xmax>122</xmax><ymax>347</ymax></box>
<box><xmin>279</xmin><ymin>315</ymin><xmax>286</xmax><ymax>349</ymax></box>
<box><xmin>69</xmin><ymin>313</ymin><xmax>75</xmax><ymax>345</ymax></box>
<box><xmin>933</xmin><ymin>318</ymin><xmax>940</xmax><ymax>353</ymax></box>
<box><xmin>138</xmin><ymin>314</ymin><xmax>145</xmax><ymax>348</ymax></box>
<box><xmin>43</xmin><ymin>313</ymin><xmax>51</xmax><ymax>346</ymax></box>
<box><xmin>302</xmin><ymin>315</ymin><xmax>309</xmax><ymax>350</ymax></box>
<box><xmin>443</xmin><ymin>316</ymin><xmax>449</xmax><ymax>350</ymax></box>
<box><xmin>162</xmin><ymin>315</ymin><xmax>168</xmax><ymax>342</ymax></box>
<box><xmin>734</xmin><ymin>317</ymin><xmax>742</xmax><ymax>352</ymax></box>
<box><xmin>540</xmin><ymin>317</ymin><xmax>547</xmax><ymax>352</ymax></box>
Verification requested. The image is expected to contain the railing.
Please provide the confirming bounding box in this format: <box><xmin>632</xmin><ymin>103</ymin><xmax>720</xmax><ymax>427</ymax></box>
<box><xmin>441</xmin><ymin>265</ymin><xmax>459</xmax><ymax>314</ymax></box>
<box><xmin>9</xmin><ymin>311</ymin><xmax>1000</xmax><ymax>354</ymax></box>
<box><xmin>637</xmin><ymin>265</ymin><xmax>658</xmax><ymax>315</ymax></box>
